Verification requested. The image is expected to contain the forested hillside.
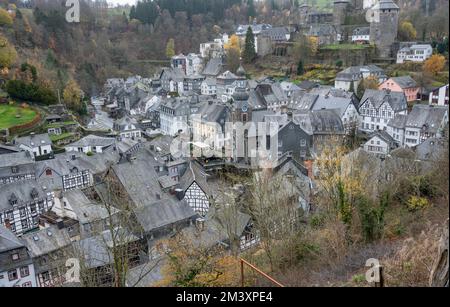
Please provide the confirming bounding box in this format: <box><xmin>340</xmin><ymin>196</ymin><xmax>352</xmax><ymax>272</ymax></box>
<box><xmin>0</xmin><ymin>0</ymin><xmax>448</xmax><ymax>97</ymax></box>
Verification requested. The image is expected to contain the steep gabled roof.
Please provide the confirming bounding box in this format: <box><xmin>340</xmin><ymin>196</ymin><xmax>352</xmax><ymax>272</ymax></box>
<box><xmin>0</xmin><ymin>224</ymin><xmax>24</xmax><ymax>253</ymax></box>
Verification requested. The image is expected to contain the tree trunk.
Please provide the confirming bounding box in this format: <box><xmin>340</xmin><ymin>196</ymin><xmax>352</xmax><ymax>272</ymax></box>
<box><xmin>429</xmin><ymin>219</ymin><xmax>449</xmax><ymax>287</ymax></box>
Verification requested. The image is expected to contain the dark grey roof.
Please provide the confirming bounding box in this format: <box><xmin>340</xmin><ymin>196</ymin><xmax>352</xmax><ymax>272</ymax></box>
<box><xmin>336</xmin><ymin>65</ymin><xmax>386</xmax><ymax>82</ymax></box>
<box><xmin>67</xmin><ymin>135</ymin><xmax>115</xmax><ymax>148</ymax></box>
<box><xmin>180</xmin><ymin>161</ymin><xmax>212</xmax><ymax>196</ymax></box>
<box><xmin>0</xmin><ymin>180</ymin><xmax>48</xmax><ymax>212</ymax></box>
<box><xmin>202</xmin><ymin>58</ymin><xmax>223</xmax><ymax>77</ymax></box>
<box><xmin>126</xmin><ymin>260</ymin><xmax>164</xmax><ymax>287</ymax></box>
<box><xmin>390</xmin><ymin>76</ymin><xmax>418</xmax><ymax>89</ymax></box>
<box><xmin>15</xmin><ymin>133</ymin><xmax>52</xmax><ymax>148</ymax></box>
<box><xmin>236</xmin><ymin>24</ymin><xmax>272</xmax><ymax>35</ymax></box>
<box><xmin>406</xmin><ymin>105</ymin><xmax>448</xmax><ymax>134</ymax></box>
<box><xmin>21</xmin><ymin>226</ymin><xmax>72</xmax><ymax>257</ymax></box>
<box><xmin>373</xmin><ymin>0</ymin><xmax>399</xmax><ymax>10</ymax></box>
<box><xmin>312</xmin><ymin>95</ymin><xmax>354</xmax><ymax>118</ymax></box>
<box><xmin>0</xmin><ymin>224</ymin><xmax>23</xmax><ymax>253</ymax></box>
<box><xmin>64</xmin><ymin>189</ymin><xmax>119</xmax><ymax>224</ymax></box>
<box><xmin>388</xmin><ymin>114</ymin><xmax>408</xmax><ymax>128</ymax></box>
<box><xmin>133</xmin><ymin>198</ymin><xmax>195</xmax><ymax>233</ymax></box>
<box><xmin>112</xmin><ymin>152</ymin><xmax>164</xmax><ymax>207</ymax></box>
<box><xmin>0</xmin><ymin>151</ymin><xmax>34</xmax><ymax>169</ymax></box>
<box><xmin>160</xmin><ymin>67</ymin><xmax>185</xmax><ymax>82</ymax></box>
<box><xmin>360</xmin><ymin>89</ymin><xmax>407</xmax><ymax>112</ymax></box>
<box><xmin>415</xmin><ymin>137</ymin><xmax>447</xmax><ymax>161</ymax></box>
<box><xmin>293</xmin><ymin>109</ymin><xmax>345</xmax><ymax>135</ymax></box>
<box><xmin>353</xmin><ymin>27</ymin><xmax>370</xmax><ymax>36</ymax></box>
<box><xmin>308</xmin><ymin>24</ymin><xmax>337</xmax><ymax>36</ymax></box>
<box><xmin>74</xmin><ymin>227</ymin><xmax>139</xmax><ymax>269</ymax></box>
<box><xmin>261</xmin><ymin>27</ymin><xmax>290</xmax><ymax>41</ymax></box>
<box><xmin>368</xmin><ymin>130</ymin><xmax>396</xmax><ymax>146</ymax></box>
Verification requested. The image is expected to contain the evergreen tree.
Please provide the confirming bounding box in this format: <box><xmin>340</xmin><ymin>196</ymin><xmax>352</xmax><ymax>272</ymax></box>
<box><xmin>130</xmin><ymin>5</ymin><xmax>136</xmax><ymax>20</ymax></box>
<box><xmin>243</xmin><ymin>26</ymin><xmax>256</xmax><ymax>63</ymax></box>
<box><xmin>248</xmin><ymin>0</ymin><xmax>256</xmax><ymax>18</ymax></box>
<box><xmin>297</xmin><ymin>60</ymin><xmax>304</xmax><ymax>75</ymax></box>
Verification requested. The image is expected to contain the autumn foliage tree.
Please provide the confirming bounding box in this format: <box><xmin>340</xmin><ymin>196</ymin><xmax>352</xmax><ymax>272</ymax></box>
<box><xmin>398</xmin><ymin>21</ymin><xmax>417</xmax><ymax>41</ymax></box>
<box><xmin>156</xmin><ymin>233</ymin><xmax>241</xmax><ymax>287</ymax></box>
<box><xmin>0</xmin><ymin>8</ymin><xmax>13</xmax><ymax>26</ymax></box>
<box><xmin>225</xmin><ymin>34</ymin><xmax>241</xmax><ymax>73</ymax></box>
<box><xmin>165</xmin><ymin>38</ymin><xmax>175</xmax><ymax>59</ymax></box>
<box><xmin>423</xmin><ymin>54</ymin><xmax>446</xmax><ymax>76</ymax></box>
<box><xmin>0</xmin><ymin>35</ymin><xmax>17</xmax><ymax>70</ymax></box>
<box><xmin>63</xmin><ymin>79</ymin><xmax>83</xmax><ymax>111</ymax></box>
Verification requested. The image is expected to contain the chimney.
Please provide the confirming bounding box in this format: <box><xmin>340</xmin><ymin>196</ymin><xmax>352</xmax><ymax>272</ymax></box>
<box><xmin>175</xmin><ymin>189</ymin><xmax>184</xmax><ymax>200</ymax></box>
<box><xmin>195</xmin><ymin>217</ymin><xmax>206</xmax><ymax>232</ymax></box>
<box><xmin>155</xmin><ymin>193</ymin><xmax>161</xmax><ymax>200</ymax></box>
<box><xmin>287</xmin><ymin>111</ymin><xmax>293</xmax><ymax>121</ymax></box>
<box><xmin>56</xmin><ymin>218</ymin><xmax>65</xmax><ymax>230</ymax></box>
<box><xmin>71</xmin><ymin>154</ymin><xmax>76</xmax><ymax>161</ymax></box>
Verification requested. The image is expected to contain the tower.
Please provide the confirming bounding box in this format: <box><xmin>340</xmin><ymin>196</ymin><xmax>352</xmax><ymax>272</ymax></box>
<box><xmin>333</xmin><ymin>0</ymin><xmax>350</xmax><ymax>26</ymax></box>
<box><xmin>369</xmin><ymin>0</ymin><xmax>399</xmax><ymax>58</ymax></box>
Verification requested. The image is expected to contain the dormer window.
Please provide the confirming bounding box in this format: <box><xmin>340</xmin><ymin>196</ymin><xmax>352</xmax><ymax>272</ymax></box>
<box><xmin>9</xmin><ymin>194</ymin><xmax>18</xmax><ymax>206</ymax></box>
<box><xmin>11</xmin><ymin>166</ymin><xmax>18</xmax><ymax>174</ymax></box>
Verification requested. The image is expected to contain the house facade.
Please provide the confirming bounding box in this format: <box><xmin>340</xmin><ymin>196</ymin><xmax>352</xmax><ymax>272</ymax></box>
<box><xmin>379</xmin><ymin>76</ymin><xmax>419</xmax><ymax>102</ymax></box>
<box><xmin>0</xmin><ymin>181</ymin><xmax>54</xmax><ymax>236</ymax></box>
<box><xmin>0</xmin><ymin>225</ymin><xmax>37</xmax><ymax>287</ymax></box>
<box><xmin>396</xmin><ymin>44</ymin><xmax>433</xmax><ymax>64</ymax></box>
<box><xmin>14</xmin><ymin>133</ymin><xmax>53</xmax><ymax>158</ymax></box>
<box><xmin>429</xmin><ymin>84</ymin><xmax>449</xmax><ymax>106</ymax></box>
<box><xmin>335</xmin><ymin>65</ymin><xmax>387</xmax><ymax>92</ymax></box>
<box><xmin>359</xmin><ymin>89</ymin><xmax>408</xmax><ymax>133</ymax></box>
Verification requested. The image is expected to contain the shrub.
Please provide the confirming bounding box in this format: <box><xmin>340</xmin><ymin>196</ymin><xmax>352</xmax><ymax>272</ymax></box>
<box><xmin>406</xmin><ymin>196</ymin><xmax>430</xmax><ymax>211</ymax></box>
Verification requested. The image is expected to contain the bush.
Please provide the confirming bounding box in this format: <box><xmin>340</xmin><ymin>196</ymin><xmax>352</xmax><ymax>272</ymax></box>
<box><xmin>406</xmin><ymin>196</ymin><xmax>430</xmax><ymax>211</ymax></box>
<box><xmin>86</xmin><ymin>151</ymin><xmax>94</xmax><ymax>156</ymax></box>
<box><xmin>5</xmin><ymin>80</ymin><xmax>57</xmax><ymax>105</ymax></box>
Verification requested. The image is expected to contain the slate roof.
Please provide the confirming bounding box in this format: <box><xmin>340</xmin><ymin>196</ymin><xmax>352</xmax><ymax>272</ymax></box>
<box><xmin>0</xmin><ymin>151</ymin><xmax>34</xmax><ymax>169</ymax></box>
<box><xmin>293</xmin><ymin>109</ymin><xmax>345</xmax><ymax>135</ymax></box>
<box><xmin>312</xmin><ymin>95</ymin><xmax>354</xmax><ymax>118</ymax></box>
<box><xmin>180</xmin><ymin>160</ymin><xmax>212</xmax><ymax>196</ymax></box>
<box><xmin>415</xmin><ymin>137</ymin><xmax>447</xmax><ymax>161</ymax></box>
<box><xmin>388</xmin><ymin>114</ymin><xmax>408</xmax><ymax>128</ymax></box>
<box><xmin>336</xmin><ymin>65</ymin><xmax>386</xmax><ymax>82</ymax></box>
<box><xmin>15</xmin><ymin>133</ymin><xmax>52</xmax><ymax>148</ymax></box>
<box><xmin>133</xmin><ymin>198</ymin><xmax>195</xmax><ymax>233</ymax></box>
<box><xmin>0</xmin><ymin>180</ymin><xmax>48</xmax><ymax>212</ymax></box>
<box><xmin>202</xmin><ymin>58</ymin><xmax>223</xmax><ymax>77</ymax></box>
<box><xmin>21</xmin><ymin>226</ymin><xmax>72</xmax><ymax>257</ymax></box>
<box><xmin>360</xmin><ymin>89</ymin><xmax>407</xmax><ymax>112</ymax></box>
<box><xmin>112</xmin><ymin>152</ymin><xmax>164</xmax><ymax>207</ymax></box>
<box><xmin>74</xmin><ymin>227</ymin><xmax>139</xmax><ymax>269</ymax></box>
<box><xmin>160</xmin><ymin>67</ymin><xmax>185</xmax><ymax>82</ymax></box>
<box><xmin>405</xmin><ymin>105</ymin><xmax>448</xmax><ymax>134</ymax></box>
<box><xmin>236</xmin><ymin>24</ymin><xmax>272</xmax><ymax>36</ymax></box>
<box><xmin>67</xmin><ymin>135</ymin><xmax>116</xmax><ymax>148</ymax></box>
<box><xmin>390</xmin><ymin>76</ymin><xmax>418</xmax><ymax>89</ymax></box>
<box><xmin>261</xmin><ymin>27</ymin><xmax>290</xmax><ymax>41</ymax></box>
<box><xmin>373</xmin><ymin>0</ymin><xmax>399</xmax><ymax>10</ymax></box>
<box><xmin>353</xmin><ymin>27</ymin><xmax>370</xmax><ymax>36</ymax></box>
<box><xmin>64</xmin><ymin>189</ymin><xmax>119</xmax><ymax>225</ymax></box>
<box><xmin>368</xmin><ymin>130</ymin><xmax>396</xmax><ymax>146</ymax></box>
<box><xmin>0</xmin><ymin>224</ymin><xmax>23</xmax><ymax>253</ymax></box>
<box><xmin>308</xmin><ymin>24</ymin><xmax>337</xmax><ymax>36</ymax></box>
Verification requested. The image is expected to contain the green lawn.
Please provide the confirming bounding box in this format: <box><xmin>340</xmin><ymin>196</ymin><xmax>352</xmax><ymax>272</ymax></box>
<box><xmin>0</xmin><ymin>104</ymin><xmax>38</xmax><ymax>130</ymax></box>
<box><xmin>50</xmin><ymin>132</ymin><xmax>75</xmax><ymax>142</ymax></box>
<box><xmin>321</xmin><ymin>44</ymin><xmax>369</xmax><ymax>50</ymax></box>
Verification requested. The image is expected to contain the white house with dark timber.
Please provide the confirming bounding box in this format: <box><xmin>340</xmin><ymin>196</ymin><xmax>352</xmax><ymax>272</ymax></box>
<box><xmin>179</xmin><ymin>161</ymin><xmax>211</xmax><ymax>217</ymax></box>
